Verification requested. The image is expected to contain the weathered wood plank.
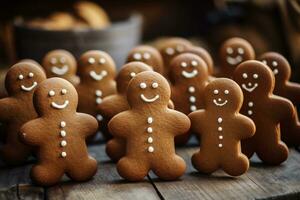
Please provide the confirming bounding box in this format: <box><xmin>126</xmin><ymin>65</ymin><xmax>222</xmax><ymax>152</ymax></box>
<box><xmin>149</xmin><ymin>147</ymin><xmax>300</xmax><ymax>200</ymax></box>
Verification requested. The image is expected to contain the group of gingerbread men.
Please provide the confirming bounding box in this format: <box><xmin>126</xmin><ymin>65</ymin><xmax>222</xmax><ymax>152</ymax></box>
<box><xmin>0</xmin><ymin>36</ymin><xmax>299</xmax><ymax>186</ymax></box>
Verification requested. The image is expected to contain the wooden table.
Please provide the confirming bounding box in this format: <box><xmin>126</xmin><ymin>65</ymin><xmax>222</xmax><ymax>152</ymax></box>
<box><xmin>0</xmin><ymin>140</ymin><xmax>300</xmax><ymax>200</ymax></box>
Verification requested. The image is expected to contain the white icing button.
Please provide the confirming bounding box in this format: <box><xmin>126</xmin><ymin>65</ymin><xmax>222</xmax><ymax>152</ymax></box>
<box><xmin>218</xmin><ymin>144</ymin><xmax>223</xmax><ymax>148</ymax></box>
<box><xmin>219</xmin><ymin>135</ymin><xmax>223</xmax><ymax>139</ymax></box>
<box><xmin>188</xmin><ymin>86</ymin><xmax>195</xmax><ymax>93</ymax></box>
<box><xmin>147</xmin><ymin>127</ymin><xmax>153</xmax><ymax>133</ymax></box>
<box><xmin>60</xmin><ymin>130</ymin><xmax>66</xmax><ymax>137</ymax></box>
<box><xmin>61</xmin><ymin>152</ymin><xmax>67</xmax><ymax>157</ymax></box>
<box><xmin>217</xmin><ymin>117</ymin><xmax>223</xmax><ymax>123</ymax></box>
<box><xmin>248</xmin><ymin>102</ymin><xmax>254</xmax><ymax>107</ymax></box>
<box><xmin>190</xmin><ymin>105</ymin><xmax>197</xmax><ymax>112</ymax></box>
<box><xmin>189</xmin><ymin>96</ymin><xmax>196</xmax><ymax>103</ymax></box>
<box><xmin>147</xmin><ymin>137</ymin><xmax>153</xmax><ymax>143</ymax></box>
<box><xmin>147</xmin><ymin>117</ymin><xmax>153</xmax><ymax>124</ymax></box>
<box><xmin>272</xmin><ymin>61</ymin><xmax>278</xmax><ymax>66</ymax></box>
<box><xmin>95</xmin><ymin>90</ymin><xmax>102</xmax><ymax>97</ymax></box>
<box><xmin>96</xmin><ymin>98</ymin><xmax>102</xmax><ymax>104</ymax></box>
<box><xmin>96</xmin><ymin>114</ymin><xmax>103</xmax><ymax>121</ymax></box>
<box><xmin>29</xmin><ymin>72</ymin><xmax>34</xmax><ymax>78</ymax></box>
<box><xmin>61</xmin><ymin>140</ymin><xmax>67</xmax><ymax>147</ymax></box>
<box><xmin>248</xmin><ymin>110</ymin><xmax>253</xmax><ymax>115</ymax></box>
<box><xmin>60</xmin><ymin>121</ymin><xmax>66</xmax><ymax>128</ymax></box>
<box><xmin>218</xmin><ymin>127</ymin><xmax>223</xmax><ymax>132</ymax></box>
<box><xmin>148</xmin><ymin>146</ymin><xmax>154</xmax><ymax>153</ymax></box>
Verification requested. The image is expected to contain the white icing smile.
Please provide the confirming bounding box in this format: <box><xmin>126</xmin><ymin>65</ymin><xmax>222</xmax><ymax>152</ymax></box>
<box><xmin>182</xmin><ymin>70</ymin><xmax>198</xmax><ymax>78</ymax></box>
<box><xmin>51</xmin><ymin>100</ymin><xmax>69</xmax><ymax>109</ymax></box>
<box><xmin>242</xmin><ymin>83</ymin><xmax>258</xmax><ymax>92</ymax></box>
<box><xmin>21</xmin><ymin>82</ymin><xmax>37</xmax><ymax>92</ymax></box>
<box><xmin>90</xmin><ymin>70</ymin><xmax>108</xmax><ymax>81</ymax></box>
<box><xmin>140</xmin><ymin>94</ymin><xmax>160</xmax><ymax>103</ymax></box>
<box><xmin>51</xmin><ymin>65</ymin><xmax>69</xmax><ymax>75</ymax></box>
<box><xmin>213</xmin><ymin>99</ymin><xmax>228</xmax><ymax>107</ymax></box>
<box><xmin>227</xmin><ymin>56</ymin><xmax>243</xmax><ymax>65</ymax></box>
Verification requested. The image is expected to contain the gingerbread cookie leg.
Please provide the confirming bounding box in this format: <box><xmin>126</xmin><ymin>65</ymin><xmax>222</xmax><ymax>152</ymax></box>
<box><xmin>191</xmin><ymin>151</ymin><xmax>219</xmax><ymax>174</ymax></box>
<box><xmin>66</xmin><ymin>156</ymin><xmax>97</xmax><ymax>182</ymax></box>
<box><xmin>106</xmin><ymin>139</ymin><xmax>126</xmax><ymax>162</ymax></box>
<box><xmin>221</xmin><ymin>152</ymin><xmax>249</xmax><ymax>176</ymax></box>
<box><xmin>117</xmin><ymin>156</ymin><xmax>150</xmax><ymax>181</ymax></box>
<box><xmin>31</xmin><ymin>162</ymin><xmax>64</xmax><ymax>186</ymax></box>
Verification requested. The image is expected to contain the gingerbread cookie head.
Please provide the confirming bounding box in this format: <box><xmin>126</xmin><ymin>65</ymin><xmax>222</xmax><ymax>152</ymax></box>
<box><xmin>42</xmin><ymin>49</ymin><xmax>77</xmax><ymax>78</ymax></box>
<box><xmin>78</xmin><ymin>50</ymin><xmax>116</xmax><ymax>83</ymax></box>
<box><xmin>183</xmin><ymin>46</ymin><xmax>214</xmax><ymax>75</ymax></box>
<box><xmin>169</xmin><ymin>53</ymin><xmax>208</xmax><ymax>84</ymax></box>
<box><xmin>5</xmin><ymin>62</ymin><xmax>46</xmax><ymax>96</ymax></box>
<box><xmin>127</xmin><ymin>71</ymin><xmax>170</xmax><ymax>109</ymax></box>
<box><xmin>33</xmin><ymin>77</ymin><xmax>78</xmax><ymax>116</ymax></box>
<box><xmin>126</xmin><ymin>45</ymin><xmax>164</xmax><ymax>74</ymax></box>
<box><xmin>260</xmin><ymin>52</ymin><xmax>291</xmax><ymax>84</ymax></box>
<box><xmin>233</xmin><ymin>60</ymin><xmax>275</xmax><ymax>96</ymax></box>
<box><xmin>220</xmin><ymin>38</ymin><xmax>255</xmax><ymax>73</ymax></box>
<box><xmin>116</xmin><ymin>62</ymin><xmax>153</xmax><ymax>94</ymax></box>
<box><xmin>204</xmin><ymin>78</ymin><xmax>243</xmax><ymax>113</ymax></box>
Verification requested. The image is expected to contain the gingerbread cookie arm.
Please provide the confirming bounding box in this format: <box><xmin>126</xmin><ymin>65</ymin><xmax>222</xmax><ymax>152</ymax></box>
<box><xmin>19</xmin><ymin>119</ymin><xmax>46</xmax><ymax>146</ymax></box>
<box><xmin>168</xmin><ymin>110</ymin><xmax>191</xmax><ymax>136</ymax></box>
<box><xmin>236</xmin><ymin>115</ymin><xmax>256</xmax><ymax>139</ymax></box>
<box><xmin>168</xmin><ymin>100</ymin><xmax>174</xmax><ymax>109</ymax></box>
<box><xmin>97</xmin><ymin>95</ymin><xmax>128</xmax><ymax>119</ymax></box>
<box><xmin>108</xmin><ymin>111</ymin><xmax>131</xmax><ymax>138</ymax></box>
<box><xmin>286</xmin><ymin>82</ymin><xmax>300</xmax><ymax>104</ymax></box>
<box><xmin>0</xmin><ymin>97</ymin><xmax>15</xmax><ymax>120</ymax></box>
<box><xmin>188</xmin><ymin>110</ymin><xmax>205</xmax><ymax>136</ymax></box>
<box><xmin>76</xmin><ymin>113</ymin><xmax>98</xmax><ymax>138</ymax></box>
<box><xmin>273</xmin><ymin>96</ymin><xmax>295</xmax><ymax>123</ymax></box>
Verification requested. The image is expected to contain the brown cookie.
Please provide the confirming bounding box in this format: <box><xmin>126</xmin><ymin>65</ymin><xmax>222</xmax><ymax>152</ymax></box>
<box><xmin>126</xmin><ymin>45</ymin><xmax>164</xmax><ymax>74</ymax></box>
<box><xmin>233</xmin><ymin>60</ymin><xmax>295</xmax><ymax>165</ymax></box>
<box><xmin>76</xmin><ymin>50</ymin><xmax>116</xmax><ymax>138</ymax></box>
<box><xmin>218</xmin><ymin>37</ymin><xmax>255</xmax><ymax>78</ymax></box>
<box><xmin>158</xmin><ymin>37</ymin><xmax>193</xmax><ymax>78</ymax></box>
<box><xmin>189</xmin><ymin>78</ymin><xmax>255</xmax><ymax>176</ymax></box>
<box><xmin>19</xmin><ymin>78</ymin><xmax>98</xmax><ymax>186</ymax></box>
<box><xmin>0</xmin><ymin>62</ymin><xmax>46</xmax><ymax>165</ymax></box>
<box><xmin>42</xmin><ymin>49</ymin><xmax>79</xmax><ymax>85</ymax></box>
<box><xmin>260</xmin><ymin>52</ymin><xmax>300</xmax><ymax>146</ymax></box>
<box><xmin>170</xmin><ymin>53</ymin><xmax>209</xmax><ymax>145</ymax></box>
<box><xmin>109</xmin><ymin>71</ymin><xmax>190</xmax><ymax>181</ymax></box>
<box><xmin>97</xmin><ymin>62</ymin><xmax>153</xmax><ymax>162</ymax></box>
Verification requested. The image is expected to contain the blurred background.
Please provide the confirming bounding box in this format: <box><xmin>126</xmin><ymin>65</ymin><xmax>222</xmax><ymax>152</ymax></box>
<box><xmin>0</xmin><ymin>0</ymin><xmax>299</xmax><ymax>77</ymax></box>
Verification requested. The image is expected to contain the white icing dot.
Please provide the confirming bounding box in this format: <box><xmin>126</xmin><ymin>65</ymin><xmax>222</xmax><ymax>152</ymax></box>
<box><xmin>99</xmin><ymin>58</ymin><xmax>106</xmax><ymax>64</ymax></box>
<box><xmin>95</xmin><ymin>90</ymin><xmax>102</xmax><ymax>97</ymax></box>
<box><xmin>61</xmin><ymin>152</ymin><xmax>67</xmax><ymax>157</ymax></box>
<box><xmin>152</xmin><ymin>82</ymin><xmax>158</xmax><ymax>89</ymax></box>
<box><xmin>176</xmin><ymin>45</ymin><xmax>184</xmax><ymax>52</ymax></box>
<box><xmin>147</xmin><ymin>127</ymin><xmax>153</xmax><ymax>133</ymax></box>
<box><xmin>140</xmin><ymin>82</ymin><xmax>147</xmax><ymax>89</ymax></box>
<box><xmin>218</xmin><ymin>127</ymin><xmax>223</xmax><ymax>132</ymax></box>
<box><xmin>226</xmin><ymin>47</ymin><xmax>233</xmax><ymax>54</ymax></box>
<box><xmin>61</xmin><ymin>140</ymin><xmax>67</xmax><ymax>147</ymax></box>
<box><xmin>253</xmin><ymin>74</ymin><xmax>258</xmax><ymax>79</ymax></box>
<box><xmin>130</xmin><ymin>72</ymin><xmax>136</xmax><ymax>78</ymax></box>
<box><xmin>88</xmin><ymin>57</ymin><xmax>95</xmax><ymax>64</ymax></box>
<box><xmin>218</xmin><ymin>144</ymin><xmax>223</xmax><ymax>148</ymax></box>
<box><xmin>60</xmin><ymin>121</ymin><xmax>66</xmax><ymax>128</ymax></box>
<box><xmin>61</xmin><ymin>89</ymin><xmax>67</xmax><ymax>95</ymax></box>
<box><xmin>190</xmin><ymin>105</ymin><xmax>197</xmax><ymax>112</ymax></box>
<box><xmin>262</xmin><ymin>60</ymin><xmax>267</xmax><ymax>64</ymax></box>
<box><xmin>133</xmin><ymin>53</ymin><xmax>142</xmax><ymax>60</ymax></box>
<box><xmin>219</xmin><ymin>135</ymin><xmax>223</xmax><ymax>139</ymax></box>
<box><xmin>224</xmin><ymin>90</ymin><xmax>229</xmax><ymax>95</ymax></box>
<box><xmin>238</xmin><ymin>48</ymin><xmax>244</xmax><ymax>54</ymax></box>
<box><xmin>165</xmin><ymin>47</ymin><xmax>175</xmax><ymax>55</ymax></box>
<box><xmin>188</xmin><ymin>86</ymin><xmax>195</xmax><ymax>93</ymax></box>
<box><xmin>218</xmin><ymin>117</ymin><xmax>223</xmax><ymax>123</ymax></box>
<box><xmin>213</xmin><ymin>89</ymin><xmax>219</xmax><ymax>95</ymax></box>
<box><xmin>243</xmin><ymin>73</ymin><xmax>248</xmax><ymax>79</ymax></box>
<box><xmin>248</xmin><ymin>82</ymin><xmax>252</xmax><ymax>87</ymax></box>
<box><xmin>102</xmin><ymin>71</ymin><xmax>108</xmax><ymax>76</ymax></box>
<box><xmin>248</xmin><ymin>101</ymin><xmax>254</xmax><ymax>107</ymax></box>
<box><xmin>148</xmin><ymin>146</ymin><xmax>154</xmax><ymax>153</ymax></box>
<box><xmin>191</xmin><ymin>60</ymin><xmax>198</xmax><ymax>67</ymax></box>
<box><xmin>218</xmin><ymin>98</ymin><xmax>222</xmax><ymax>102</ymax></box>
<box><xmin>18</xmin><ymin>74</ymin><xmax>24</xmax><ymax>80</ymax></box>
<box><xmin>96</xmin><ymin>97</ymin><xmax>102</xmax><ymax>104</ymax></box>
<box><xmin>272</xmin><ymin>61</ymin><xmax>278</xmax><ymax>67</ymax></box>
<box><xmin>181</xmin><ymin>62</ymin><xmax>188</xmax><ymax>68</ymax></box>
<box><xmin>143</xmin><ymin>53</ymin><xmax>151</xmax><ymax>60</ymax></box>
<box><xmin>248</xmin><ymin>110</ymin><xmax>253</xmax><ymax>115</ymax></box>
<box><xmin>60</xmin><ymin>130</ymin><xmax>66</xmax><ymax>137</ymax></box>
<box><xmin>50</xmin><ymin>58</ymin><xmax>57</xmax><ymax>64</ymax></box>
<box><xmin>96</xmin><ymin>114</ymin><xmax>103</xmax><ymax>121</ymax></box>
<box><xmin>49</xmin><ymin>90</ymin><xmax>55</xmax><ymax>97</ymax></box>
<box><xmin>147</xmin><ymin>137</ymin><xmax>153</xmax><ymax>143</ymax></box>
<box><xmin>29</xmin><ymin>72</ymin><xmax>34</xmax><ymax>78</ymax></box>
<box><xmin>189</xmin><ymin>96</ymin><xmax>196</xmax><ymax>103</ymax></box>
<box><xmin>273</xmin><ymin>69</ymin><xmax>279</xmax><ymax>75</ymax></box>
<box><xmin>147</xmin><ymin>117</ymin><xmax>153</xmax><ymax>124</ymax></box>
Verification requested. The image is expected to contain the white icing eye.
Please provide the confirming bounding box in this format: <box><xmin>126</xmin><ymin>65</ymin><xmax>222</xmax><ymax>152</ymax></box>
<box><xmin>133</xmin><ymin>53</ymin><xmax>142</xmax><ymax>60</ymax></box>
<box><xmin>262</xmin><ymin>60</ymin><xmax>267</xmax><ymax>64</ymax></box>
<box><xmin>61</xmin><ymin>89</ymin><xmax>67</xmax><ymax>95</ymax></box>
<box><xmin>102</xmin><ymin>71</ymin><xmax>108</xmax><ymax>76</ymax></box>
<box><xmin>272</xmin><ymin>61</ymin><xmax>278</xmax><ymax>67</ymax></box>
<box><xmin>50</xmin><ymin>58</ymin><xmax>57</xmax><ymax>64</ymax></box>
<box><xmin>130</xmin><ymin>72</ymin><xmax>136</xmax><ymax>78</ymax></box>
<box><xmin>213</xmin><ymin>89</ymin><xmax>219</xmax><ymax>95</ymax></box>
<box><xmin>176</xmin><ymin>45</ymin><xmax>184</xmax><ymax>52</ymax></box>
<box><xmin>191</xmin><ymin>60</ymin><xmax>198</xmax><ymax>67</ymax></box>
<box><xmin>18</xmin><ymin>74</ymin><xmax>24</xmax><ymax>80</ymax></box>
<box><xmin>140</xmin><ymin>82</ymin><xmax>147</xmax><ymax>89</ymax></box>
<box><xmin>143</xmin><ymin>53</ymin><xmax>151</xmax><ymax>60</ymax></box>
<box><xmin>165</xmin><ymin>48</ymin><xmax>175</xmax><ymax>55</ymax></box>
<box><xmin>60</xmin><ymin>57</ymin><xmax>66</xmax><ymax>63</ymax></box>
<box><xmin>226</xmin><ymin>47</ymin><xmax>233</xmax><ymax>54</ymax></box>
<box><xmin>181</xmin><ymin>62</ymin><xmax>188</xmax><ymax>68</ymax></box>
<box><xmin>49</xmin><ymin>90</ymin><xmax>55</xmax><ymax>97</ymax></box>
<box><xmin>224</xmin><ymin>90</ymin><xmax>229</xmax><ymax>95</ymax></box>
<box><xmin>238</xmin><ymin>48</ymin><xmax>244</xmax><ymax>54</ymax></box>
<box><xmin>242</xmin><ymin>73</ymin><xmax>248</xmax><ymax>79</ymax></box>
<box><xmin>99</xmin><ymin>58</ymin><xmax>106</xmax><ymax>64</ymax></box>
<box><xmin>253</xmin><ymin>74</ymin><xmax>259</xmax><ymax>79</ymax></box>
<box><xmin>88</xmin><ymin>57</ymin><xmax>95</xmax><ymax>64</ymax></box>
<box><xmin>28</xmin><ymin>72</ymin><xmax>34</xmax><ymax>78</ymax></box>
<box><xmin>152</xmin><ymin>82</ymin><xmax>158</xmax><ymax>88</ymax></box>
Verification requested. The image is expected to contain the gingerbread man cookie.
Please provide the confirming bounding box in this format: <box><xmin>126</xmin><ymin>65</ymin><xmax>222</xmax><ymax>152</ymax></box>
<box><xmin>0</xmin><ymin>62</ymin><xmax>46</xmax><ymax>165</ymax></box>
<box><xmin>76</xmin><ymin>50</ymin><xmax>116</xmax><ymax>137</ymax></box>
<box><xmin>218</xmin><ymin>37</ymin><xmax>255</xmax><ymax>78</ymax></box>
<box><xmin>158</xmin><ymin>37</ymin><xmax>192</xmax><ymax>78</ymax></box>
<box><xmin>98</xmin><ymin>62</ymin><xmax>152</xmax><ymax>161</ymax></box>
<box><xmin>170</xmin><ymin>53</ymin><xmax>209</xmax><ymax>145</ymax></box>
<box><xmin>260</xmin><ymin>52</ymin><xmax>300</xmax><ymax>146</ymax></box>
<box><xmin>126</xmin><ymin>45</ymin><xmax>164</xmax><ymax>74</ymax></box>
<box><xmin>189</xmin><ymin>78</ymin><xmax>255</xmax><ymax>176</ymax></box>
<box><xmin>42</xmin><ymin>49</ymin><xmax>79</xmax><ymax>85</ymax></box>
<box><xmin>20</xmin><ymin>78</ymin><xmax>98</xmax><ymax>186</ymax></box>
<box><xmin>109</xmin><ymin>71</ymin><xmax>190</xmax><ymax>181</ymax></box>
<box><xmin>233</xmin><ymin>60</ymin><xmax>295</xmax><ymax>165</ymax></box>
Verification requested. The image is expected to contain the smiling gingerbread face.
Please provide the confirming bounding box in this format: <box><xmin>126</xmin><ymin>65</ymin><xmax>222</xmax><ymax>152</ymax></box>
<box><xmin>127</xmin><ymin>71</ymin><xmax>170</xmax><ymax>108</ymax></box>
<box><xmin>33</xmin><ymin>78</ymin><xmax>78</xmax><ymax>115</ymax></box>
<box><xmin>233</xmin><ymin>60</ymin><xmax>275</xmax><ymax>96</ymax></box>
<box><xmin>5</xmin><ymin>62</ymin><xmax>46</xmax><ymax>96</ymax></box>
<box><xmin>205</xmin><ymin>78</ymin><xmax>243</xmax><ymax>112</ymax></box>
<box><xmin>42</xmin><ymin>50</ymin><xmax>77</xmax><ymax>77</ymax></box>
<box><xmin>78</xmin><ymin>50</ymin><xmax>116</xmax><ymax>82</ymax></box>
